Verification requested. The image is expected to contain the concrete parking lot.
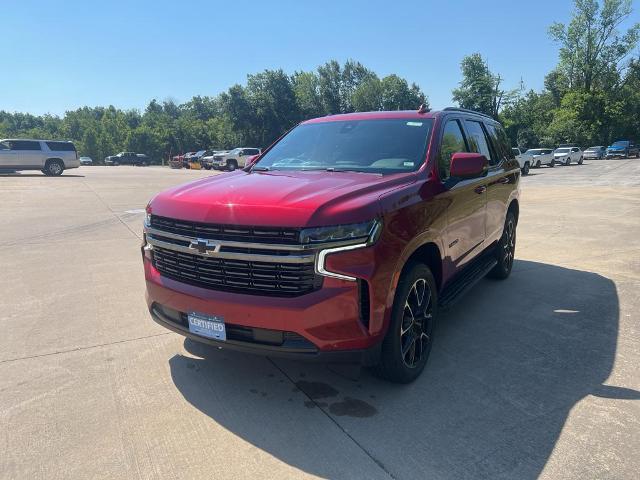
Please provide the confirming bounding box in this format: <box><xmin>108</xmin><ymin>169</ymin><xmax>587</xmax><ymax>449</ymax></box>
<box><xmin>1</xmin><ymin>161</ymin><xmax>639</xmax><ymax>479</ymax></box>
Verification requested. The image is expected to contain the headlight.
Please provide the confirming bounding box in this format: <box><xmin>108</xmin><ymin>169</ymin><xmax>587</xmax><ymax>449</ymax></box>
<box><xmin>144</xmin><ymin>207</ymin><xmax>152</xmax><ymax>228</ymax></box>
<box><xmin>300</xmin><ymin>220</ymin><xmax>379</xmax><ymax>244</ymax></box>
<box><xmin>309</xmin><ymin>219</ymin><xmax>382</xmax><ymax>282</ymax></box>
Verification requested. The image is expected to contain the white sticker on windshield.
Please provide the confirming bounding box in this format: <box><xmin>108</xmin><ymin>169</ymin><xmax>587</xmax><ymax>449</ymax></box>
<box><xmin>404</xmin><ymin>161</ymin><xmax>415</xmax><ymax>167</ymax></box>
<box><xmin>406</xmin><ymin>122</ymin><xmax>423</xmax><ymax>127</ymax></box>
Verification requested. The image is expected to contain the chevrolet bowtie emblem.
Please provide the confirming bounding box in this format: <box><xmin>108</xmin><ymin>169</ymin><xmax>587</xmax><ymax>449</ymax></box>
<box><xmin>189</xmin><ymin>238</ymin><xmax>221</xmax><ymax>254</ymax></box>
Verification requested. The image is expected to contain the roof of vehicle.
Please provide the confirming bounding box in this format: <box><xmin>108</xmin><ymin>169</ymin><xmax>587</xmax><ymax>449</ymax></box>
<box><xmin>302</xmin><ymin>108</ymin><xmax>496</xmax><ymax>125</ymax></box>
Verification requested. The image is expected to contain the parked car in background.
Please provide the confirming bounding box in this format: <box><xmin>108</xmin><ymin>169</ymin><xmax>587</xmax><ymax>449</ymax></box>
<box><xmin>201</xmin><ymin>150</ymin><xmax>227</xmax><ymax>170</ymax></box>
<box><xmin>170</xmin><ymin>154</ymin><xmax>184</xmax><ymax>169</ymax></box>
<box><xmin>606</xmin><ymin>140</ymin><xmax>639</xmax><ymax>158</ymax></box>
<box><xmin>524</xmin><ymin>148</ymin><xmax>555</xmax><ymax>168</ymax></box>
<box><xmin>0</xmin><ymin>138</ymin><xmax>80</xmax><ymax>175</ymax></box>
<box><xmin>511</xmin><ymin>147</ymin><xmax>531</xmax><ymax>175</ymax></box>
<box><xmin>142</xmin><ymin>107</ymin><xmax>521</xmax><ymax>383</ymax></box>
<box><xmin>583</xmin><ymin>146</ymin><xmax>606</xmax><ymax>160</ymax></box>
<box><xmin>182</xmin><ymin>150</ymin><xmax>207</xmax><ymax>169</ymax></box>
<box><xmin>212</xmin><ymin>147</ymin><xmax>262</xmax><ymax>171</ymax></box>
<box><xmin>182</xmin><ymin>152</ymin><xmax>197</xmax><ymax>168</ymax></box>
<box><xmin>105</xmin><ymin>152</ymin><xmax>148</xmax><ymax>166</ymax></box>
<box><xmin>553</xmin><ymin>146</ymin><xmax>583</xmax><ymax>165</ymax></box>
<box><xmin>79</xmin><ymin>156</ymin><xmax>93</xmax><ymax>165</ymax></box>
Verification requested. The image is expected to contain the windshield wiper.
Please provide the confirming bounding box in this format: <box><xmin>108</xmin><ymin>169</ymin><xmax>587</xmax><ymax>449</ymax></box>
<box><xmin>251</xmin><ymin>166</ymin><xmax>271</xmax><ymax>171</ymax></box>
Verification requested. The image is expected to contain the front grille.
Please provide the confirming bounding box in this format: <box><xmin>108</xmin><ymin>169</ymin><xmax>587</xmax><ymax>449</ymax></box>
<box><xmin>153</xmin><ymin>246</ymin><xmax>320</xmax><ymax>297</ymax></box>
<box><xmin>150</xmin><ymin>215</ymin><xmax>300</xmax><ymax>244</ymax></box>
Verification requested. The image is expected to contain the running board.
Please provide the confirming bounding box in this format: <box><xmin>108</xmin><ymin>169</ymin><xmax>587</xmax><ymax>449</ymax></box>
<box><xmin>439</xmin><ymin>255</ymin><xmax>498</xmax><ymax>311</ymax></box>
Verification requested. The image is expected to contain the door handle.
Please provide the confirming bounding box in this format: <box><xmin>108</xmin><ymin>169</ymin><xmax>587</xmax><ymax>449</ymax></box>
<box><xmin>474</xmin><ymin>185</ymin><xmax>486</xmax><ymax>194</ymax></box>
<box><xmin>497</xmin><ymin>176</ymin><xmax>510</xmax><ymax>185</ymax></box>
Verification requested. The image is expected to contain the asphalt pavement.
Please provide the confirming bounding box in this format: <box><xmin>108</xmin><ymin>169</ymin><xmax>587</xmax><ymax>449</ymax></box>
<box><xmin>1</xmin><ymin>160</ymin><xmax>639</xmax><ymax>479</ymax></box>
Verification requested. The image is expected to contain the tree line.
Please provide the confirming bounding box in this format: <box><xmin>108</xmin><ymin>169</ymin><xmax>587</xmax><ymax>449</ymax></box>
<box><xmin>0</xmin><ymin>60</ymin><xmax>425</xmax><ymax>164</ymax></box>
<box><xmin>1</xmin><ymin>0</ymin><xmax>638</xmax><ymax>162</ymax></box>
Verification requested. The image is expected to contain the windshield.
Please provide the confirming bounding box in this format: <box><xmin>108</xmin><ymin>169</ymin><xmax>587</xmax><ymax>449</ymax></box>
<box><xmin>255</xmin><ymin>119</ymin><xmax>433</xmax><ymax>174</ymax></box>
<box><xmin>586</xmin><ymin>147</ymin><xmax>602</xmax><ymax>151</ymax></box>
<box><xmin>611</xmin><ymin>141</ymin><xmax>629</xmax><ymax>147</ymax></box>
<box><xmin>525</xmin><ymin>149</ymin><xmax>544</xmax><ymax>155</ymax></box>
<box><xmin>228</xmin><ymin>148</ymin><xmax>241</xmax><ymax>155</ymax></box>
<box><xmin>555</xmin><ymin>148</ymin><xmax>570</xmax><ymax>153</ymax></box>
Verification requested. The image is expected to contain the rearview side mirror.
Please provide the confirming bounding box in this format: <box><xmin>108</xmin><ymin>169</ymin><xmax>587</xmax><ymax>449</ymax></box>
<box><xmin>450</xmin><ymin>152</ymin><xmax>488</xmax><ymax>179</ymax></box>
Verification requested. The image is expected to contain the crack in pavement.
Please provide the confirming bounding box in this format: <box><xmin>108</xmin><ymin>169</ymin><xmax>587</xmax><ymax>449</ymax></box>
<box><xmin>0</xmin><ymin>332</ymin><xmax>172</xmax><ymax>365</ymax></box>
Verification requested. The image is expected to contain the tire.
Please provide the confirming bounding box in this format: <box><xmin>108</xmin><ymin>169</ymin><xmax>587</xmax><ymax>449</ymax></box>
<box><xmin>43</xmin><ymin>159</ymin><xmax>64</xmax><ymax>176</ymax></box>
<box><xmin>521</xmin><ymin>162</ymin><xmax>530</xmax><ymax>175</ymax></box>
<box><xmin>565</xmin><ymin>157</ymin><xmax>571</xmax><ymax>166</ymax></box>
<box><xmin>578</xmin><ymin>157</ymin><xmax>583</xmax><ymax>165</ymax></box>
<box><xmin>487</xmin><ymin>210</ymin><xmax>516</xmax><ymax>280</ymax></box>
<box><xmin>549</xmin><ymin>160</ymin><xmax>555</xmax><ymax>168</ymax></box>
<box><xmin>227</xmin><ymin>160</ymin><xmax>237</xmax><ymax>172</ymax></box>
<box><xmin>536</xmin><ymin>160</ymin><xmax>541</xmax><ymax>168</ymax></box>
<box><xmin>373</xmin><ymin>262</ymin><xmax>437</xmax><ymax>383</ymax></box>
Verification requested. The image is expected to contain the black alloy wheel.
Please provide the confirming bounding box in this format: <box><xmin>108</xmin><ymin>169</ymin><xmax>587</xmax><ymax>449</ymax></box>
<box><xmin>488</xmin><ymin>210</ymin><xmax>516</xmax><ymax>279</ymax></box>
<box><xmin>374</xmin><ymin>263</ymin><xmax>438</xmax><ymax>383</ymax></box>
<box><xmin>399</xmin><ymin>278</ymin><xmax>435</xmax><ymax>369</ymax></box>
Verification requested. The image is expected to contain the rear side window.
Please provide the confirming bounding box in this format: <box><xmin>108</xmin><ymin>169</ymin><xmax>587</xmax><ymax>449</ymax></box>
<box><xmin>439</xmin><ymin>120</ymin><xmax>467</xmax><ymax>180</ymax></box>
<box><xmin>10</xmin><ymin>140</ymin><xmax>41</xmax><ymax>150</ymax></box>
<box><xmin>46</xmin><ymin>141</ymin><xmax>76</xmax><ymax>152</ymax></box>
<box><xmin>485</xmin><ymin>123</ymin><xmax>514</xmax><ymax>163</ymax></box>
<box><xmin>245</xmin><ymin>149</ymin><xmax>260</xmax><ymax>155</ymax></box>
<box><xmin>464</xmin><ymin>120</ymin><xmax>494</xmax><ymax>165</ymax></box>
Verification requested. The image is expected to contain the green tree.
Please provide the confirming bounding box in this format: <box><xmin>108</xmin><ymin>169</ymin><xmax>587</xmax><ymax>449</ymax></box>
<box><xmin>452</xmin><ymin>53</ymin><xmax>511</xmax><ymax>117</ymax></box>
<box><xmin>549</xmin><ymin>0</ymin><xmax>640</xmax><ymax>93</ymax></box>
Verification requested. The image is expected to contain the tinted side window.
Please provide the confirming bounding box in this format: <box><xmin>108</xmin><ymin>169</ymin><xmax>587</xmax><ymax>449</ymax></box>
<box><xmin>485</xmin><ymin>123</ymin><xmax>514</xmax><ymax>163</ymax></box>
<box><xmin>465</xmin><ymin>120</ymin><xmax>494</xmax><ymax>164</ymax></box>
<box><xmin>46</xmin><ymin>141</ymin><xmax>76</xmax><ymax>151</ymax></box>
<box><xmin>247</xmin><ymin>149</ymin><xmax>260</xmax><ymax>155</ymax></box>
<box><xmin>11</xmin><ymin>140</ymin><xmax>41</xmax><ymax>150</ymax></box>
<box><xmin>439</xmin><ymin>120</ymin><xmax>467</xmax><ymax>180</ymax></box>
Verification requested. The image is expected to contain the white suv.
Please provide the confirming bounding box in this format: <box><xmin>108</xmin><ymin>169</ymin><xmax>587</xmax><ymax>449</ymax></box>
<box><xmin>212</xmin><ymin>147</ymin><xmax>261</xmax><ymax>171</ymax></box>
<box><xmin>0</xmin><ymin>139</ymin><xmax>80</xmax><ymax>175</ymax></box>
<box><xmin>553</xmin><ymin>146</ymin><xmax>583</xmax><ymax>166</ymax></box>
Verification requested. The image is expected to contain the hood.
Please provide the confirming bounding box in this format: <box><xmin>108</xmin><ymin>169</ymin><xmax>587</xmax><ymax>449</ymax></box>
<box><xmin>149</xmin><ymin>170</ymin><xmax>415</xmax><ymax>227</ymax></box>
<box><xmin>607</xmin><ymin>145</ymin><xmax>626</xmax><ymax>151</ymax></box>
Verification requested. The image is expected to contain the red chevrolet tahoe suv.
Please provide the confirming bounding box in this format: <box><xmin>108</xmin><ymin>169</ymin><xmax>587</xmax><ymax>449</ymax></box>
<box><xmin>142</xmin><ymin>107</ymin><xmax>520</xmax><ymax>383</ymax></box>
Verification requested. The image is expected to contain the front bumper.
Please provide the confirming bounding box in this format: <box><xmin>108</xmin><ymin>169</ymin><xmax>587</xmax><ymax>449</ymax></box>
<box><xmin>606</xmin><ymin>152</ymin><xmax>626</xmax><ymax>157</ymax></box>
<box><xmin>149</xmin><ymin>301</ymin><xmax>381</xmax><ymax>364</ymax></box>
<box><xmin>144</xmin><ymin>256</ymin><xmax>382</xmax><ymax>363</ymax></box>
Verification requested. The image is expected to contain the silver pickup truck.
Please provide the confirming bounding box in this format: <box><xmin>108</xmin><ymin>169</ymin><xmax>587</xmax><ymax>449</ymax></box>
<box><xmin>0</xmin><ymin>138</ymin><xmax>80</xmax><ymax>175</ymax></box>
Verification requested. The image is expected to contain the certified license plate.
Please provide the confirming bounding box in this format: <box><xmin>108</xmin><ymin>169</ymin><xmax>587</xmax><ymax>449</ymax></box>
<box><xmin>187</xmin><ymin>312</ymin><xmax>226</xmax><ymax>341</ymax></box>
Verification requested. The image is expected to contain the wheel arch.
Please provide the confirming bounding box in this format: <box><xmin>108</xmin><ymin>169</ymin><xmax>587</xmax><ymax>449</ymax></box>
<box><xmin>45</xmin><ymin>157</ymin><xmax>64</xmax><ymax>165</ymax></box>
<box><xmin>401</xmin><ymin>242</ymin><xmax>443</xmax><ymax>292</ymax></box>
<box><xmin>508</xmin><ymin>198</ymin><xmax>519</xmax><ymax>225</ymax></box>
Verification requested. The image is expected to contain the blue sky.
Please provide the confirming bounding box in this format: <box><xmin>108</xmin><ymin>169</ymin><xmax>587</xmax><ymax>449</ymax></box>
<box><xmin>2</xmin><ymin>0</ymin><xmax>638</xmax><ymax>115</ymax></box>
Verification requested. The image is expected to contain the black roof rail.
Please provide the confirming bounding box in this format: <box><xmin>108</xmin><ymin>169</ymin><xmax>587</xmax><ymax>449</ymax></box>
<box><xmin>443</xmin><ymin>107</ymin><xmax>494</xmax><ymax>119</ymax></box>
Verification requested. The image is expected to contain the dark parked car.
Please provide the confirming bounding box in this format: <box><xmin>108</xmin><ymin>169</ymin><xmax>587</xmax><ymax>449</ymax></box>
<box><xmin>606</xmin><ymin>141</ymin><xmax>639</xmax><ymax>158</ymax></box>
<box><xmin>142</xmin><ymin>107</ymin><xmax>520</xmax><ymax>383</ymax></box>
<box><xmin>104</xmin><ymin>152</ymin><xmax>149</xmax><ymax>166</ymax></box>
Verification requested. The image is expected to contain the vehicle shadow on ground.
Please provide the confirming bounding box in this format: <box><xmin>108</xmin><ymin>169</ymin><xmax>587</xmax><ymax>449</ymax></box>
<box><xmin>169</xmin><ymin>260</ymin><xmax>637</xmax><ymax>479</ymax></box>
